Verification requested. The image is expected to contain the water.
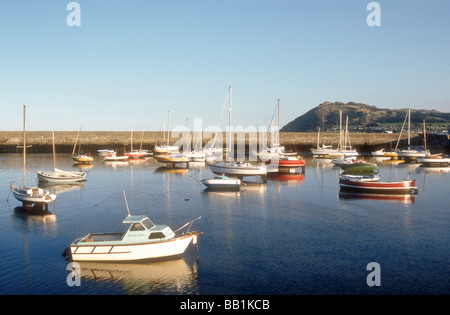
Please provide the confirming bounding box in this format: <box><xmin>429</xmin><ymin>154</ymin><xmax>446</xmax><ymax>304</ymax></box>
<box><xmin>0</xmin><ymin>153</ymin><xmax>448</xmax><ymax>295</ymax></box>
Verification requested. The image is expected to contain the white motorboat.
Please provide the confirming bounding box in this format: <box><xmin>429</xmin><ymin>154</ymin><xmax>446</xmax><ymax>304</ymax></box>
<box><xmin>201</xmin><ymin>175</ymin><xmax>241</xmax><ymax>190</ymax></box>
<box><xmin>67</xmin><ymin>192</ymin><xmax>202</xmax><ymax>262</ymax></box>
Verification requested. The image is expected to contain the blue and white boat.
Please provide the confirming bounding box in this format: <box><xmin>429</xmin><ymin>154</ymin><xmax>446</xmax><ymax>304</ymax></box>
<box><xmin>201</xmin><ymin>175</ymin><xmax>241</xmax><ymax>191</ymax></box>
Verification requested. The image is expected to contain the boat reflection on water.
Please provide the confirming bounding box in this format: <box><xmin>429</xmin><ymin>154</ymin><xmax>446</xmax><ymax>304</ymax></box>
<box><xmin>338</xmin><ymin>192</ymin><xmax>415</xmax><ymax>204</ymax></box>
<box><xmin>38</xmin><ymin>181</ymin><xmax>86</xmax><ymax>195</ymax></box>
<box><xmin>268</xmin><ymin>173</ymin><xmax>305</xmax><ymax>184</ymax></box>
<box><xmin>154</xmin><ymin>166</ymin><xmax>189</xmax><ymax>174</ymax></box>
<box><xmin>77</xmin><ymin>258</ymin><xmax>199</xmax><ymax>294</ymax></box>
<box><xmin>12</xmin><ymin>205</ymin><xmax>58</xmax><ymax>236</ymax></box>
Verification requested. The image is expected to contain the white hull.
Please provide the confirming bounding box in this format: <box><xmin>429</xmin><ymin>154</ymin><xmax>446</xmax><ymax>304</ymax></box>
<box><xmin>201</xmin><ymin>177</ymin><xmax>241</xmax><ymax>190</ymax></box>
<box><xmin>153</xmin><ymin>145</ymin><xmax>179</xmax><ymax>155</ymax></box>
<box><xmin>397</xmin><ymin>150</ymin><xmax>428</xmax><ymax>158</ymax></box>
<box><xmin>208</xmin><ymin>162</ymin><xmax>267</xmax><ymax>176</ymax></box>
<box><xmin>70</xmin><ymin>234</ymin><xmax>198</xmax><ymax>262</ymax></box>
<box><xmin>37</xmin><ymin>169</ymin><xmax>86</xmax><ymax>182</ymax></box>
<box><xmin>10</xmin><ymin>185</ymin><xmax>56</xmax><ymax>204</ymax></box>
<box><xmin>103</xmin><ymin>154</ymin><xmax>129</xmax><ymax>161</ymax></box>
<box><xmin>418</xmin><ymin>157</ymin><xmax>450</xmax><ymax>166</ymax></box>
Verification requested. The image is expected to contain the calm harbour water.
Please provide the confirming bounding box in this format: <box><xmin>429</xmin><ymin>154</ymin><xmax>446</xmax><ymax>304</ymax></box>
<box><xmin>0</xmin><ymin>153</ymin><xmax>448</xmax><ymax>295</ymax></box>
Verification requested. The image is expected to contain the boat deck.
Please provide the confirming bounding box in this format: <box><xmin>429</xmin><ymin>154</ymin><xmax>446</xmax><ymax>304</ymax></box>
<box><xmin>79</xmin><ymin>233</ymin><xmax>125</xmax><ymax>243</ymax></box>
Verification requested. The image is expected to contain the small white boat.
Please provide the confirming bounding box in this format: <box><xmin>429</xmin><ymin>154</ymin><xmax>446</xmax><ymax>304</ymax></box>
<box><xmin>418</xmin><ymin>155</ymin><xmax>450</xmax><ymax>167</ymax></box>
<box><xmin>37</xmin><ymin>168</ymin><xmax>86</xmax><ymax>183</ymax></box>
<box><xmin>124</xmin><ymin>150</ymin><xmax>149</xmax><ymax>158</ymax></box>
<box><xmin>207</xmin><ymin>161</ymin><xmax>267</xmax><ymax>177</ymax></box>
<box><xmin>67</xmin><ymin>194</ymin><xmax>202</xmax><ymax>262</ymax></box>
<box><xmin>37</xmin><ymin>131</ymin><xmax>86</xmax><ymax>182</ymax></box>
<box><xmin>102</xmin><ymin>152</ymin><xmax>129</xmax><ymax>161</ymax></box>
<box><xmin>201</xmin><ymin>175</ymin><xmax>241</xmax><ymax>191</ymax></box>
<box><xmin>332</xmin><ymin>156</ymin><xmax>356</xmax><ymax>166</ymax></box>
<box><xmin>371</xmin><ymin>148</ymin><xmax>385</xmax><ymax>156</ymax></box>
<box><xmin>10</xmin><ymin>184</ymin><xmax>56</xmax><ymax>206</ymax></box>
<box><xmin>97</xmin><ymin>149</ymin><xmax>115</xmax><ymax>156</ymax></box>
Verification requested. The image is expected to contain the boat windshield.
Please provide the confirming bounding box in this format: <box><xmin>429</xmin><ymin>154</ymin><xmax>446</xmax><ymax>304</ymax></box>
<box><xmin>142</xmin><ymin>218</ymin><xmax>155</xmax><ymax>230</ymax></box>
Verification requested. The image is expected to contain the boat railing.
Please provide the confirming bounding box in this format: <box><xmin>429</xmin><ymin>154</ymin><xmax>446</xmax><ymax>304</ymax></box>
<box><xmin>174</xmin><ymin>216</ymin><xmax>202</xmax><ymax>236</ymax></box>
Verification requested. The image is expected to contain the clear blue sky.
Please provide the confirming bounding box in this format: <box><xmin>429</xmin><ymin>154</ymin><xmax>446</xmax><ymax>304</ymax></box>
<box><xmin>1</xmin><ymin>0</ymin><xmax>449</xmax><ymax>131</ymax></box>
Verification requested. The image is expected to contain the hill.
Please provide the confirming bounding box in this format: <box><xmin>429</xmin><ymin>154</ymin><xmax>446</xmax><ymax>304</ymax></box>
<box><xmin>280</xmin><ymin>101</ymin><xmax>450</xmax><ymax>132</ymax></box>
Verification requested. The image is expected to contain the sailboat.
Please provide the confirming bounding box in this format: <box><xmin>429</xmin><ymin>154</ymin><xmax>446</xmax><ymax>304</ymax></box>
<box><xmin>207</xmin><ymin>86</ymin><xmax>267</xmax><ymax>177</ymax></box>
<box><xmin>417</xmin><ymin>120</ymin><xmax>450</xmax><ymax>166</ymax></box>
<box><xmin>10</xmin><ymin>105</ymin><xmax>56</xmax><ymax>207</ymax></box>
<box><xmin>396</xmin><ymin>109</ymin><xmax>429</xmax><ymax>159</ymax></box>
<box><xmin>311</xmin><ymin>127</ymin><xmax>341</xmax><ymax>157</ymax></box>
<box><xmin>335</xmin><ymin>112</ymin><xmax>359</xmax><ymax>157</ymax></box>
<box><xmin>37</xmin><ymin>131</ymin><xmax>87</xmax><ymax>182</ymax></box>
<box><xmin>259</xmin><ymin>99</ymin><xmax>304</xmax><ymax>173</ymax></box>
<box><xmin>124</xmin><ymin>130</ymin><xmax>150</xmax><ymax>158</ymax></box>
<box><xmin>312</xmin><ymin>111</ymin><xmax>358</xmax><ymax>157</ymax></box>
<box><xmin>153</xmin><ymin>111</ymin><xmax>180</xmax><ymax>155</ymax></box>
<box><xmin>72</xmin><ymin>128</ymin><xmax>94</xmax><ymax>164</ymax></box>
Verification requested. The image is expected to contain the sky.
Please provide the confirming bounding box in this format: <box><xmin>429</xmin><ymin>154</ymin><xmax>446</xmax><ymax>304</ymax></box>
<box><xmin>0</xmin><ymin>0</ymin><xmax>449</xmax><ymax>131</ymax></box>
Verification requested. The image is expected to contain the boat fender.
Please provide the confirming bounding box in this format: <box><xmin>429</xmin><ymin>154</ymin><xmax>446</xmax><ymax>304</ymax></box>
<box><xmin>410</xmin><ymin>188</ymin><xmax>417</xmax><ymax>195</ymax></box>
<box><xmin>193</xmin><ymin>235</ymin><xmax>197</xmax><ymax>244</ymax></box>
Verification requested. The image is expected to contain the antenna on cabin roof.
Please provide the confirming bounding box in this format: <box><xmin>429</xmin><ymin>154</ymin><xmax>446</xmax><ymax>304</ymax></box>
<box><xmin>123</xmin><ymin>190</ymin><xmax>131</xmax><ymax>216</ymax></box>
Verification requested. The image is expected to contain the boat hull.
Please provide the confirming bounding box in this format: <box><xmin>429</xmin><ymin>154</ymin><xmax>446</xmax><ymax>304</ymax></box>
<box><xmin>10</xmin><ymin>185</ymin><xmax>56</xmax><ymax>205</ymax></box>
<box><xmin>36</xmin><ymin>170</ymin><xmax>86</xmax><ymax>182</ymax></box>
<box><xmin>154</xmin><ymin>155</ymin><xmax>188</xmax><ymax>164</ymax></box>
<box><xmin>417</xmin><ymin>157</ymin><xmax>450</xmax><ymax>166</ymax></box>
<box><xmin>201</xmin><ymin>178</ymin><xmax>241</xmax><ymax>191</ymax></box>
<box><xmin>208</xmin><ymin>162</ymin><xmax>267</xmax><ymax>176</ymax></box>
<box><xmin>72</xmin><ymin>155</ymin><xmax>94</xmax><ymax>163</ymax></box>
<box><xmin>339</xmin><ymin>179</ymin><xmax>418</xmax><ymax>195</ymax></box>
<box><xmin>70</xmin><ymin>233</ymin><xmax>200</xmax><ymax>262</ymax></box>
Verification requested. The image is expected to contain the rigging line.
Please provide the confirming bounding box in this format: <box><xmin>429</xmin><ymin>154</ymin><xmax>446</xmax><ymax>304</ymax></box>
<box><xmin>93</xmin><ymin>194</ymin><xmax>113</xmax><ymax>207</ymax></box>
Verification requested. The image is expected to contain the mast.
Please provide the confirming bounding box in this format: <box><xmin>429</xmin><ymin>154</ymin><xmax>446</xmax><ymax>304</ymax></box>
<box><xmin>228</xmin><ymin>85</ymin><xmax>232</xmax><ymax>161</ymax></box>
<box><xmin>344</xmin><ymin>116</ymin><xmax>349</xmax><ymax>152</ymax></box>
<box><xmin>168</xmin><ymin>110</ymin><xmax>171</xmax><ymax>146</ymax></box>
<box><xmin>52</xmin><ymin>131</ymin><xmax>56</xmax><ymax>170</ymax></box>
<box><xmin>139</xmin><ymin>130</ymin><xmax>144</xmax><ymax>151</ymax></box>
<box><xmin>339</xmin><ymin>111</ymin><xmax>342</xmax><ymax>151</ymax></box>
<box><xmin>408</xmin><ymin>108</ymin><xmax>411</xmax><ymax>148</ymax></box>
<box><xmin>423</xmin><ymin>120</ymin><xmax>427</xmax><ymax>152</ymax></box>
<box><xmin>22</xmin><ymin>105</ymin><xmax>26</xmax><ymax>187</ymax></box>
<box><xmin>276</xmin><ymin>98</ymin><xmax>280</xmax><ymax>149</ymax></box>
<box><xmin>130</xmin><ymin>129</ymin><xmax>133</xmax><ymax>151</ymax></box>
<box><xmin>72</xmin><ymin>128</ymin><xmax>81</xmax><ymax>156</ymax></box>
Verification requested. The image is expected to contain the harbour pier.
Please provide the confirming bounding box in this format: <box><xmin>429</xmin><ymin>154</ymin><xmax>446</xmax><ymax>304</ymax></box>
<box><xmin>0</xmin><ymin>131</ymin><xmax>447</xmax><ymax>154</ymax></box>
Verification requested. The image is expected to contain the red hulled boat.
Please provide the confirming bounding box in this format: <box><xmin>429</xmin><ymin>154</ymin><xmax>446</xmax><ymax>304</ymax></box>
<box><xmin>339</xmin><ymin>178</ymin><xmax>418</xmax><ymax>195</ymax></box>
